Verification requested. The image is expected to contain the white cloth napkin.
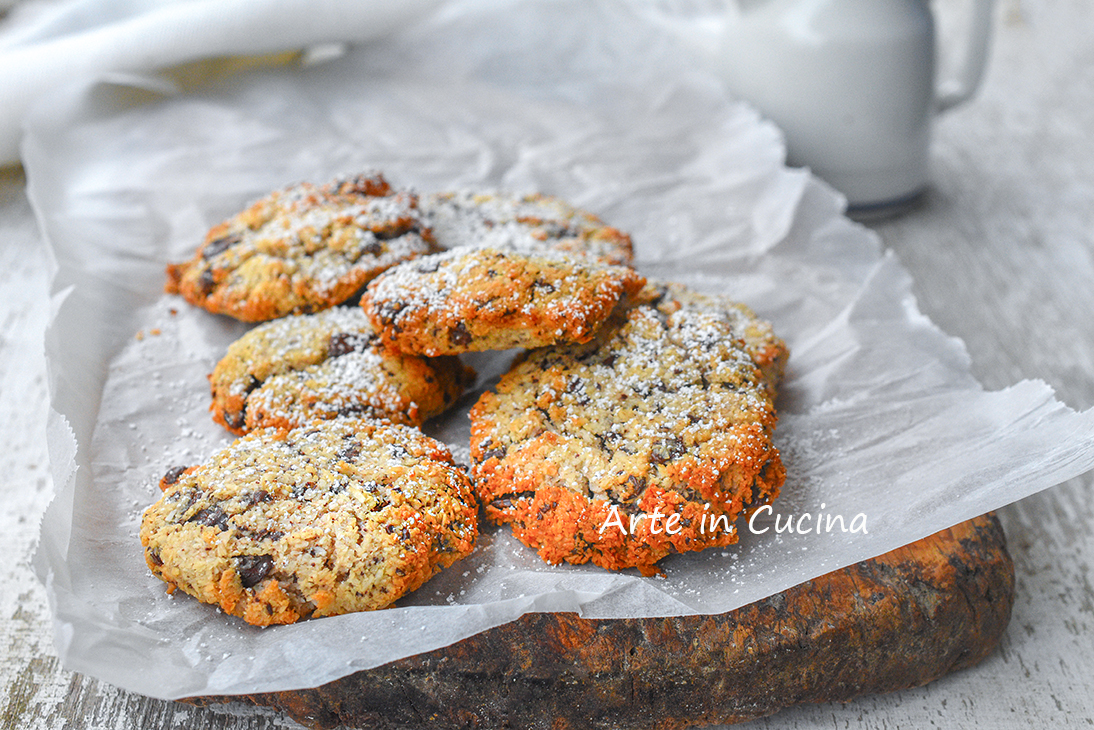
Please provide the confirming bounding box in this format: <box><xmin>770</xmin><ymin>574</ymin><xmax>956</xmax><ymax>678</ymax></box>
<box><xmin>0</xmin><ymin>0</ymin><xmax>444</xmax><ymax>166</ymax></box>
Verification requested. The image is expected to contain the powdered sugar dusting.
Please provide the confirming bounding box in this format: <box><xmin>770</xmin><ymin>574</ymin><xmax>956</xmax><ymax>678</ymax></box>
<box><xmin>141</xmin><ymin>416</ymin><xmax>478</xmax><ymax>625</ymax></box>
<box><xmin>173</xmin><ymin>172</ymin><xmax>438</xmax><ymax>320</ymax></box>
<box><xmin>475</xmin><ymin>288</ymin><xmax>781</xmax><ymax>508</ymax></box>
<box><xmin>420</xmin><ymin>189</ymin><xmax>633</xmax><ymax>264</ymax></box>
<box><xmin>249</xmin><ymin>345</ymin><xmax>428</xmax><ymax>430</ymax></box>
<box><xmin>229</xmin><ymin>181</ymin><xmax>433</xmax><ymax>296</ymax></box>
<box><xmin>211</xmin><ymin>305</ymin><xmax>466</xmax><ymax>433</ymax></box>
<box><xmin>368</xmin><ymin>246</ymin><xmax>606</xmax><ymax>316</ymax></box>
<box><xmin>362</xmin><ymin>246</ymin><xmax>645</xmax><ymax>355</ymax></box>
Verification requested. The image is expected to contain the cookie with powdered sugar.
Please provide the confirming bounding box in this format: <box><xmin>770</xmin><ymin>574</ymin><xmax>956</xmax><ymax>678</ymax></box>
<box><xmin>420</xmin><ymin>189</ymin><xmax>634</xmax><ymax>265</ymax></box>
<box><xmin>166</xmin><ymin>172</ymin><xmax>437</xmax><ymax>322</ymax></box>
<box><xmin>469</xmin><ymin>281</ymin><xmax>787</xmax><ymax>576</ymax></box>
<box><xmin>141</xmin><ymin>417</ymin><xmax>479</xmax><ymax>626</ymax></box>
<box><xmin>360</xmin><ymin>247</ymin><xmax>646</xmax><ymax>356</ymax></box>
<box><xmin>643</xmin><ymin>281</ymin><xmax>789</xmax><ymax>396</ymax></box>
<box><xmin>210</xmin><ymin>307</ymin><xmax>472</xmax><ymax>435</ymax></box>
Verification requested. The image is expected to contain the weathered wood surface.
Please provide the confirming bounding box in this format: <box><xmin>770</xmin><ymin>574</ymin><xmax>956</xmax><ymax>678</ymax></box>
<box><xmin>187</xmin><ymin>515</ymin><xmax>1013</xmax><ymax>730</ymax></box>
<box><xmin>3</xmin><ymin>1</ymin><xmax>1094</xmax><ymax>728</ymax></box>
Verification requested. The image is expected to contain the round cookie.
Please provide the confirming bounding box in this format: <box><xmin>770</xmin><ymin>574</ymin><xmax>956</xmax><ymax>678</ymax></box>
<box><xmin>469</xmin><ymin>281</ymin><xmax>787</xmax><ymax>576</ymax></box>
<box><xmin>166</xmin><ymin>172</ymin><xmax>437</xmax><ymax>321</ymax></box>
<box><xmin>360</xmin><ymin>247</ymin><xmax>646</xmax><ymax>356</ymax></box>
<box><xmin>141</xmin><ymin>417</ymin><xmax>478</xmax><ymax>626</ymax></box>
<box><xmin>421</xmin><ymin>190</ymin><xmax>634</xmax><ymax>265</ymax></box>
<box><xmin>210</xmin><ymin>307</ymin><xmax>473</xmax><ymax>434</ymax></box>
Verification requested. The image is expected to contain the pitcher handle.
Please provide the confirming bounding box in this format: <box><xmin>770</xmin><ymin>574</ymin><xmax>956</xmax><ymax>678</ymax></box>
<box><xmin>936</xmin><ymin>0</ymin><xmax>996</xmax><ymax>112</ymax></box>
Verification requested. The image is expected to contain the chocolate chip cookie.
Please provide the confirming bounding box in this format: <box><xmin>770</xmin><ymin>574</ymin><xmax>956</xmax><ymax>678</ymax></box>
<box><xmin>360</xmin><ymin>247</ymin><xmax>646</xmax><ymax>356</ymax></box>
<box><xmin>469</xmin><ymin>281</ymin><xmax>787</xmax><ymax>575</ymax></box>
<box><xmin>166</xmin><ymin>172</ymin><xmax>436</xmax><ymax>321</ymax></box>
<box><xmin>210</xmin><ymin>307</ymin><xmax>472</xmax><ymax>435</ymax></box>
<box><xmin>420</xmin><ymin>190</ymin><xmax>634</xmax><ymax>265</ymax></box>
<box><xmin>141</xmin><ymin>417</ymin><xmax>479</xmax><ymax>626</ymax></box>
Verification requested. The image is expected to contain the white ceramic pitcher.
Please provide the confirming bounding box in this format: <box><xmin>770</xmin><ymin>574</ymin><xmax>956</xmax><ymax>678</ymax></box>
<box><xmin>716</xmin><ymin>0</ymin><xmax>995</xmax><ymax>215</ymax></box>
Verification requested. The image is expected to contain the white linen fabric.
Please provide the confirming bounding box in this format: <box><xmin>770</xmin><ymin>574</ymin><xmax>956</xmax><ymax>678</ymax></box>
<box><xmin>0</xmin><ymin>0</ymin><xmax>444</xmax><ymax>165</ymax></box>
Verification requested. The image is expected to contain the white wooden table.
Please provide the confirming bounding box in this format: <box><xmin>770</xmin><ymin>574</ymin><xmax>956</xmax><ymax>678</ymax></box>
<box><xmin>2</xmin><ymin>0</ymin><xmax>1092</xmax><ymax>727</ymax></box>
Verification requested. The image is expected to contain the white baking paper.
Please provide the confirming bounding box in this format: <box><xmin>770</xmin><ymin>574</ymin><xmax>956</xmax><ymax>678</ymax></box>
<box><xmin>26</xmin><ymin>0</ymin><xmax>1094</xmax><ymax>700</ymax></box>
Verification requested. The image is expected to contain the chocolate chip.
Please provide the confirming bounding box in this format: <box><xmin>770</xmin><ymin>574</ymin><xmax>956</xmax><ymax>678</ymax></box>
<box><xmin>362</xmin><ymin>241</ymin><xmax>383</xmax><ymax>256</ymax></box>
<box><xmin>336</xmin><ymin>403</ymin><xmax>369</xmax><ymax>417</ymax></box>
<box><xmin>328</xmin><ymin>331</ymin><xmax>365</xmax><ymax>358</ymax></box>
<box><xmin>236</xmin><ymin>555</ymin><xmax>273</xmax><ymax>588</ymax></box>
<box><xmin>339</xmin><ymin>443</ymin><xmax>361</xmax><ymax>462</ymax></box>
<box><xmin>376</xmin><ymin>300</ymin><xmax>405</xmax><ymax>326</ymax></box>
<box><xmin>651</xmin><ymin>436</ymin><xmax>686</xmax><ymax>465</ymax></box>
<box><xmin>147</xmin><ymin>548</ymin><xmax>163</xmax><ymax>566</ymax></box>
<box><xmin>449</xmin><ymin>321</ymin><xmax>472</xmax><ymax>347</ymax></box>
<box><xmin>188</xmin><ymin>505</ymin><xmax>229</xmax><ymax>530</ymax></box>
<box><xmin>648</xmin><ymin>285</ymin><xmax>671</xmax><ymax>308</ymax></box>
<box><xmin>162</xmin><ymin>465</ymin><xmax>189</xmax><ymax>486</ymax></box>
<box><xmin>374</xmin><ymin>223</ymin><xmax>414</xmax><ymax>241</ymax></box>
<box><xmin>749</xmin><ymin>462</ymin><xmax>779</xmax><ymax>505</ymax></box>
<box><xmin>224</xmin><ymin>407</ymin><xmax>246</xmax><ymax>431</ymax></box>
<box><xmin>481</xmin><ymin>447</ymin><xmax>506</xmax><ymax>463</ymax></box>
<box><xmin>198</xmin><ymin>268</ymin><xmax>217</xmax><ymax>295</ymax></box>
<box><xmin>202</xmin><ymin>234</ymin><xmax>241</xmax><ymax>259</ymax></box>
<box><xmin>490</xmin><ymin>491</ymin><xmax>535</xmax><ymax>511</ymax></box>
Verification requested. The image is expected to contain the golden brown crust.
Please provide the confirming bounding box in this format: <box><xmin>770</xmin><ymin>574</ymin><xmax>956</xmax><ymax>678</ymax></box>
<box><xmin>360</xmin><ymin>248</ymin><xmax>646</xmax><ymax>356</ymax></box>
<box><xmin>140</xmin><ymin>418</ymin><xmax>479</xmax><ymax>626</ymax></box>
<box><xmin>165</xmin><ymin>173</ymin><xmax>437</xmax><ymax>322</ymax></box>
<box><xmin>469</xmin><ymin>281</ymin><xmax>786</xmax><ymax>575</ymax></box>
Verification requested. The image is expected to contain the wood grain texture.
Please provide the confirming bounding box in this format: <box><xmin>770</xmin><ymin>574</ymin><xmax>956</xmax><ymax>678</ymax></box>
<box><xmin>185</xmin><ymin>515</ymin><xmax>1013</xmax><ymax>730</ymax></box>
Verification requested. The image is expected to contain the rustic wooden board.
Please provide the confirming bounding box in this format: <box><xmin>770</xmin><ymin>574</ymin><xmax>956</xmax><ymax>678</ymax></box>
<box><xmin>188</xmin><ymin>514</ymin><xmax>1014</xmax><ymax>729</ymax></box>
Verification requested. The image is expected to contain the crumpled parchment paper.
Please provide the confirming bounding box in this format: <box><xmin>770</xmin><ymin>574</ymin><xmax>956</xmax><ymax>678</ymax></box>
<box><xmin>25</xmin><ymin>0</ymin><xmax>1094</xmax><ymax>700</ymax></box>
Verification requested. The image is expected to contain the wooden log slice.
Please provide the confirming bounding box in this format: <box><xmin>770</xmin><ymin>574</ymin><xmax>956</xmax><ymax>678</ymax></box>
<box><xmin>189</xmin><ymin>514</ymin><xmax>1014</xmax><ymax>729</ymax></box>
